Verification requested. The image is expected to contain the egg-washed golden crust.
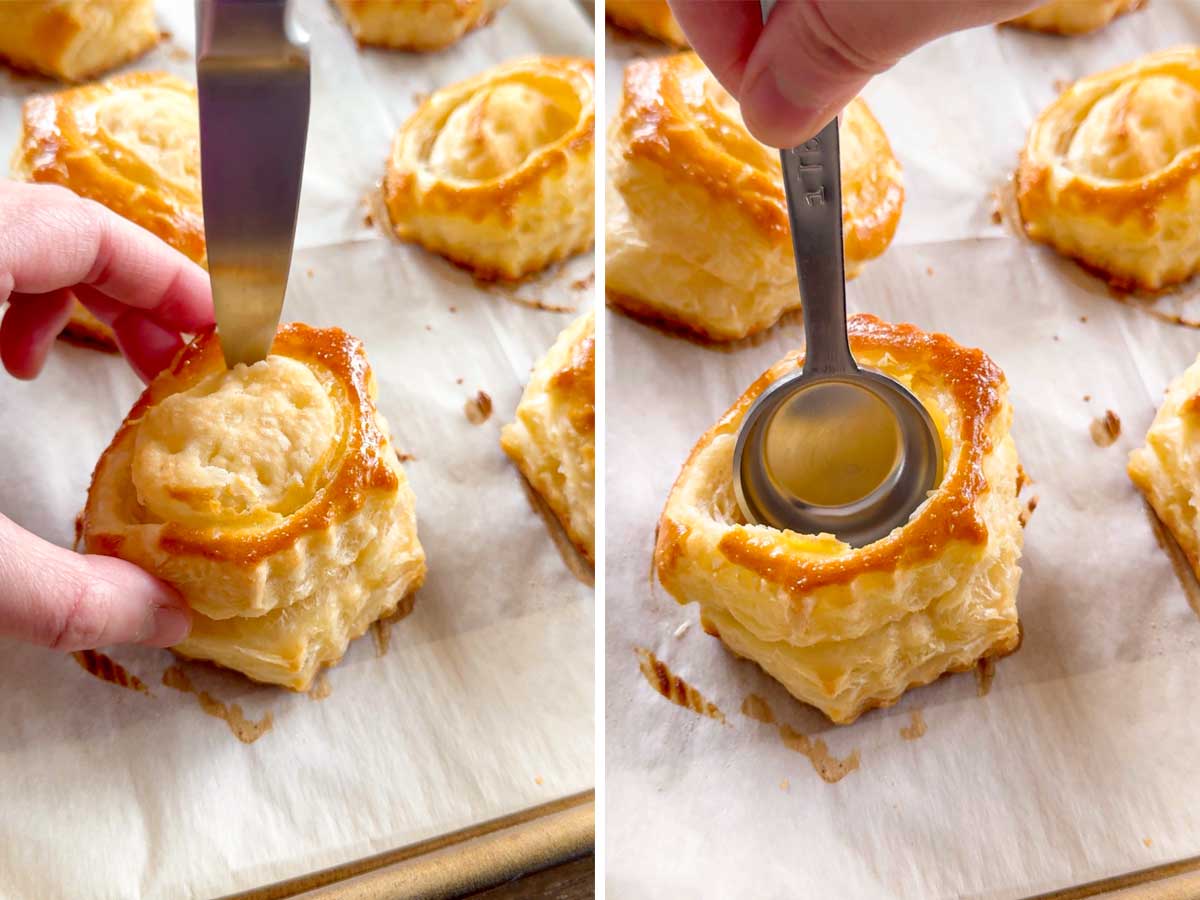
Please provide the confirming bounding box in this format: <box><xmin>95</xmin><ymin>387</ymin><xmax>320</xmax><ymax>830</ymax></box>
<box><xmin>501</xmin><ymin>312</ymin><xmax>595</xmax><ymax>563</ymax></box>
<box><xmin>1005</xmin><ymin>0</ymin><xmax>1145</xmax><ymax>35</ymax></box>
<box><xmin>606</xmin><ymin>0</ymin><xmax>688</xmax><ymax>47</ymax></box>
<box><xmin>1130</xmin><ymin>355</ymin><xmax>1200</xmax><ymax>580</ymax></box>
<box><xmin>0</xmin><ymin>0</ymin><xmax>160</xmax><ymax>82</ymax></box>
<box><xmin>654</xmin><ymin>314</ymin><xmax>1025</xmax><ymax>724</ymax></box>
<box><xmin>82</xmin><ymin>323</ymin><xmax>426</xmax><ymax>690</ymax></box>
<box><xmin>1017</xmin><ymin>47</ymin><xmax>1200</xmax><ymax>293</ymax></box>
<box><xmin>333</xmin><ymin>0</ymin><xmax>507</xmax><ymax>51</ymax></box>
<box><xmin>384</xmin><ymin>56</ymin><xmax>595</xmax><ymax>281</ymax></box>
<box><xmin>606</xmin><ymin>53</ymin><xmax>903</xmax><ymax>342</ymax></box>
<box><xmin>11</xmin><ymin>70</ymin><xmax>204</xmax><ymax>347</ymax></box>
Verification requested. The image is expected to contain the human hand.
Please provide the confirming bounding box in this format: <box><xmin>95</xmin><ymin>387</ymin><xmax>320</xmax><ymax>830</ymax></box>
<box><xmin>0</xmin><ymin>179</ymin><xmax>213</xmax><ymax>383</ymax></box>
<box><xmin>669</xmin><ymin>0</ymin><xmax>1043</xmax><ymax>147</ymax></box>
<box><xmin>0</xmin><ymin>179</ymin><xmax>209</xmax><ymax>650</ymax></box>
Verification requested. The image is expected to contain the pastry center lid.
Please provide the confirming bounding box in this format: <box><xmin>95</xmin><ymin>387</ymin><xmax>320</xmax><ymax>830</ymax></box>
<box><xmin>131</xmin><ymin>355</ymin><xmax>338</xmax><ymax>528</ymax></box>
<box><xmin>91</xmin><ymin>85</ymin><xmax>200</xmax><ymax>196</ymax></box>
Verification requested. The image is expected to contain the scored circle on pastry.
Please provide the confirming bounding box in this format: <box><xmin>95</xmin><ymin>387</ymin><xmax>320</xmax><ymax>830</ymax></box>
<box><xmin>11</xmin><ymin>71</ymin><xmax>204</xmax><ymax>347</ymax></box>
<box><xmin>0</xmin><ymin>0</ymin><xmax>160</xmax><ymax>82</ymax></box>
<box><xmin>606</xmin><ymin>0</ymin><xmax>688</xmax><ymax>47</ymax></box>
<box><xmin>1005</xmin><ymin>0</ymin><xmax>1145</xmax><ymax>35</ymax></box>
<box><xmin>82</xmin><ymin>323</ymin><xmax>427</xmax><ymax>690</ymax></box>
<box><xmin>1129</xmin><ymin>355</ymin><xmax>1200</xmax><ymax>581</ymax></box>
<box><xmin>1017</xmin><ymin>47</ymin><xmax>1200</xmax><ymax>293</ymax></box>
<box><xmin>333</xmin><ymin>0</ymin><xmax>507</xmax><ymax>51</ymax></box>
<box><xmin>501</xmin><ymin>311</ymin><xmax>595</xmax><ymax>563</ymax></box>
<box><xmin>654</xmin><ymin>315</ymin><xmax>1024</xmax><ymax>724</ymax></box>
<box><xmin>384</xmin><ymin>56</ymin><xmax>595</xmax><ymax>281</ymax></box>
<box><xmin>606</xmin><ymin>53</ymin><xmax>903</xmax><ymax>342</ymax></box>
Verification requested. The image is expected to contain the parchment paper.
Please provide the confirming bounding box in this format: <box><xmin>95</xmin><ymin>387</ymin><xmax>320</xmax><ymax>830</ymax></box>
<box><xmin>605</xmin><ymin>4</ymin><xmax>1200</xmax><ymax>897</ymax></box>
<box><xmin>0</xmin><ymin>2</ymin><xmax>594</xmax><ymax>897</ymax></box>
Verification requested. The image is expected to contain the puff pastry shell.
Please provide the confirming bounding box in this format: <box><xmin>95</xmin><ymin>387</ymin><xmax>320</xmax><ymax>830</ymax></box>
<box><xmin>606</xmin><ymin>0</ymin><xmax>688</xmax><ymax>47</ymax></box>
<box><xmin>333</xmin><ymin>0</ymin><xmax>507</xmax><ymax>51</ymax></box>
<box><xmin>501</xmin><ymin>311</ymin><xmax>595</xmax><ymax>563</ymax></box>
<box><xmin>11</xmin><ymin>71</ymin><xmax>204</xmax><ymax>346</ymax></box>
<box><xmin>606</xmin><ymin>53</ymin><xmax>903</xmax><ymax>342</ymax></box>
<box><xmin>654</xmin><ymin>315</ymin><xmax>1025</xmax><ymax>724</ymax></box>
<box><xmin>1129</xmin><ymin>355</ymin><xmax>1200</xmax><ymax>581</ymax></box>
<box><xmin>82</xmin><ymin>323</ymin><xmax>427</xmax><ymax>690</ymax></box>
<box><xmin>1005</xmin><ymin>0</ymin><xmax>1144</xmax><ymax>35</ymax></box>
<box><xmin>0</xmin><ymin>0</ymin><xmax>159</xmax><ymax>82</ymax></box>
<box><xmin>1017</xmin><ymin>47</ymin><xmax>1200</xmax><ymax>292</ymax></box>
<box><xmin>384</xmin><ymin>56</ymin><xmax>595</xmax><ymax>281</ymax></box>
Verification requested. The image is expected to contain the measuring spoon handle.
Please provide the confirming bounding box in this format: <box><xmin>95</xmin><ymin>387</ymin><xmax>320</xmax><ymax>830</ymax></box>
<box><xmin>778</xmin><ymin>119</ymin><xmax>856</xmax><ymax>375</ymax></box>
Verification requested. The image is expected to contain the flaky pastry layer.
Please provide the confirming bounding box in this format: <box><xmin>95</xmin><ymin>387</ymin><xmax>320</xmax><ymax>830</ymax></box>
<box><xmin>11</xmin><ymin>70</ymin><xmax>204</xmax><ymax>346</ymax></box>
<box><xmin>606</xmin><ymin>0</ymin><xmax>688</xmax><ymax>47</ymax></box>
<box><xmin>654</xmin><ymin>315</ymin><xmax>1024</xmax><ymax>724</ymax></box>
<box><xmin>1017</xmin><ymin>47</ymin><xmax>1200</xmax><ymax>292</ymax></box>
<box><xmin>0</xmin><ymin>0</ymin><xmax>159</xmax><ymax>82</ymax></box>
<box><xmin>501</xmin><ymin>311</ymin><xmax>595</xmax><ymax>563</ymax></box>
<box><xmin>1005</xmin><ymin>0</ymin><xmax>1144</xmax><ymax>35</ymax></box>
<box><xmin>606</xmin><ymin>53</ymin><xmax>903</xmax><ymax>342</ymax></box>
<box><xmin>83</xmin><ymin>324</ymin><xmax>426</xmax><ymax>690</ymax></box>
<box><xmin>384</xmin><ymin>56</ymin><xmax>595</xmax><ymax>280</ymax></box>
<box><xmin>333</xmin><ymin>0</ymin><xmax>507</xmax><ymax>51</ymax></box>
<box><xmin>1130</xmin><ymin>355</ymin><xmax>1200</xmax><ymax>580</ymax></box>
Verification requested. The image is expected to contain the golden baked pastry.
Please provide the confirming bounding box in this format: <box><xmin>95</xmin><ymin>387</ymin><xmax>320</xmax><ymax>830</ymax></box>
<box><xmin>0</xmin><ymin>0</ymin><xmax>159</xmax><ymax>82</ymax></box>
<box><xmin>501</xmin><ymin>312</ymin><xmax>595</xmax><ymax>563</ymax></box>
<box><xmin>82</xmin><ymin>324</ymin><xmax>426</xmax><ymax>690</ymax></box>
<box><xmin>606</xmin><ymin>53</ymin><xmax>903</xmax><ymax>342</ymax></box>
<box><xmin>1005</xmin><ymin>0</ymin><xmax>1144</xmax><ymax>35</ymax></box>
<box><xmin>1017</xmin><ymin>47</ymin><xmax>1200</xmax><ymax>293</ymax></box>
<box><xmin>12</xmin><ymin>71</ymin><xmax>204</xmax><ymax>346</ymax></box>
<box><xmin>384</xmin><ymin>56</ymin><xmax>595</xmax><ymax>281</ymax></box>
<box><xmin>654</xmin><ymin>315</ymin><xmax>1025</xmax><ymax>724</ymax></box>
<box><xmin>607</xmin><ymin>0</ymin><xmax>688</xmax><ymax>47</ymax></box>
<box><xmin>1130</xmin><ymin>355</ymin><xmax>1200</xmax><ymax>580</ymax></box>
<box><xmin>333</xmin><ymin>0</ymin><xmax>507</xmax><ymax>51</ymax></box>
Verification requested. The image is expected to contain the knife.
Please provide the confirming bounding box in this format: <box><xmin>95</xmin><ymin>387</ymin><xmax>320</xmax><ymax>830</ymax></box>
<box><xmin>196</xmin><ymin>0</ymin><xmax>310</xmax><ymax>368</ymax></box>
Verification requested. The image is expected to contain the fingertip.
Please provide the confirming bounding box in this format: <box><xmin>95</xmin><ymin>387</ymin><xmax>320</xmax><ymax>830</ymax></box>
<box><xmin>140</xmin><ymin>602</ymin><xmax>192</xmax><ymax>648</ymax></box>
<box><xmin>740</xmin><ymin>67</ymin><xmax>823</xmax><ymax>148</ymax></box>
<box><xmin>113</xmin><ymin>312</ymin><xmax>184</xmax><ymax>383</ymax></box>
<box><xmin>0</xmin><ymin>290</ymin><xmax>75</xmax><ymax>380</ymax></box>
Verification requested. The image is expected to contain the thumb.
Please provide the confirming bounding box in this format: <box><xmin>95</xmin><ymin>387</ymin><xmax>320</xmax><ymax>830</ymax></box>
<box><xmin>0</xmin><ymin>514</ymin><xmax>191</xmax><ymax>651</ymax></box>
<box><xmin>674</xmin><ymin>0</ymin><xmax>1041</xmax><ymax>148</ymax></box>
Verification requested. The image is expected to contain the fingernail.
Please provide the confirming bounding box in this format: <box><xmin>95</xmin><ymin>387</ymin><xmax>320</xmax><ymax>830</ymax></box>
<box><xmin>741</xmin><ymin>68</ymin><xmax>818</xmax><ymax>147</ymax></box>
<box><xmin>142</xmin><ymin>605</ymin><xmax>191</xmax><ymax>647</ymax></box>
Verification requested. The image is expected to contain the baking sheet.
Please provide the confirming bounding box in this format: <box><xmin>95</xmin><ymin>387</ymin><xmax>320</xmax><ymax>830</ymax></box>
<box><xmin>0</xmin><ymin>1</ymin><xmax>594</xmax><ymax>897</ymax></box>
<box><xmin>604</xmin><ymin>3</ymin><xmax>1200</xmax><ymax>898</ymax></box>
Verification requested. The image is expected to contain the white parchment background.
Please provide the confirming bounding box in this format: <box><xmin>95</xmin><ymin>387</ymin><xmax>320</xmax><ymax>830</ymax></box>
<box><xmin>0</xmin><ymin>1</ymin><xmax>594</xmax><ymax>897</ymax></box>
<box><xmin>605</xmin><ymin>3</ymin><xmax>1200</xmax><ymax>898</ymax></box>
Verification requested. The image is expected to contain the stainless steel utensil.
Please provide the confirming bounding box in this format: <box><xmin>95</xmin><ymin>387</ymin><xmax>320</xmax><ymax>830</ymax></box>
<box><xmin>732</xmin><ymin>0</ymin><xmax>942</xmax><ymax>546</ymax></box>
<box><xmin>196</xmin><ymin>0</ymin><xmax>310</xmax><ymax>368</ymax></box>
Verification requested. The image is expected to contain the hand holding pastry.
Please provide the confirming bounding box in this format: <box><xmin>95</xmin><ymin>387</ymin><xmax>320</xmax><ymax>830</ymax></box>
<box><xmin>0</xmin><ymin>180</ymin><xmax>213</xmax><ymax>383</ymax></box>
<box><xmin>669</xmin><ymin>0</ymin><xmax>1041</xmax><ymax>147</ymax></box>
<box><xmin>0</xmin><ymin>180</ymin><xmax>211</xmax><ymax>653</ymax></box>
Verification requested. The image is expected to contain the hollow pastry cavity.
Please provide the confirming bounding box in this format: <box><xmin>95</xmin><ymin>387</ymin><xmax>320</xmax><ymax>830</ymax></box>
<box><xmin>384</xmin><ymin>56</ymin><xmax>595</xmax><ymax>281</ymax></box>
<box><xmin>606</xmin><ymin>0</ymin><xmax>688</xmax><ymax>47</ymax></box>
<box><xmin>83</xmin><ymin>324</ymin><xmax>426</xmax><ymax>690</ymax></box>
<box><xmin>11</xmin><ymin>71</ymin><xmax>204</xmax><ymax>346</ymax></box>
<box><xmin>0</xmin><ymin>0</ymin><xmax>159</xmax><ymax>82</ymax></box>
<box><xmin>1005</xmin><ymin>0</ymin><xmax>1144</xmax><ymax>35</ymax></box>
<box><xmin>501</xmin><ymin>312</ymin><xmax>596</xmax><ymax>563</ymax></box>
<box><xmin>1130</xmin><ymin>355</ymin><xmax>1200</xmax><ymax>580</ymax></box>
<box><xmin>1017</xmin><ymin>47</ymin><xmax>1200</xmax><ymax>292</ymax></box>
<box><xmin>606</xmin><ymin>53</ymin><xmax>903</xmax><ymax>342</ymax></box>
<box><xmin>654</xmin><ymin>315</ymin><xmax>1024</xmax><ymax>724</ymax></box>
<box><xmin>333</xmin><ymin>0</ymin><xmax>507</xmax><ymax>51</ymax></box>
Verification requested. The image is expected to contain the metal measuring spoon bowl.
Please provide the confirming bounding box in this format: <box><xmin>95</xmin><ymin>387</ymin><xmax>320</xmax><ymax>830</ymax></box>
<box><xmin>730</xmin><ymin>45</ymin><xmax>943</xmax><ymax>545</ymax></box>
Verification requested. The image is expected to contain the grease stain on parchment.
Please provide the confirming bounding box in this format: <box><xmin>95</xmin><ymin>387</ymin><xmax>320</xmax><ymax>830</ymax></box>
<box><xmin>900</xmin><ymin>710</ymin><xmax>927</xmax><ymax>741</ymax></box>
<box><xmin>635</xmin><ymin>648</ymin><xmax>726</xmax><ymax>723</ymax></box>
<box><xmin>308</xmin><ymin>671</ymin><xmax>332</xmax><ymax>701</ymax></box>
<box><xmin>739</xmin><ymin>693</ymin><xmax>860</xmax><ymax>784</ymax></box>
<box><xmin>71</xmin><ymin>650</ymin><xmax>150</xmax><ymax>695</ymax></box>
<box><xmin>162</xmin><ymin>665</ymin><xmax>273</xmax><ymax>744</ymax></box>
<box><xmin>976</xmin><ymin>657</ymin><xmax>997</xmax><ymax>697</ymax></box>
<box><xmin>1145</xmin><ymin>502</ymin><xmax>1200</xmax><ymax>619</ymax></box>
